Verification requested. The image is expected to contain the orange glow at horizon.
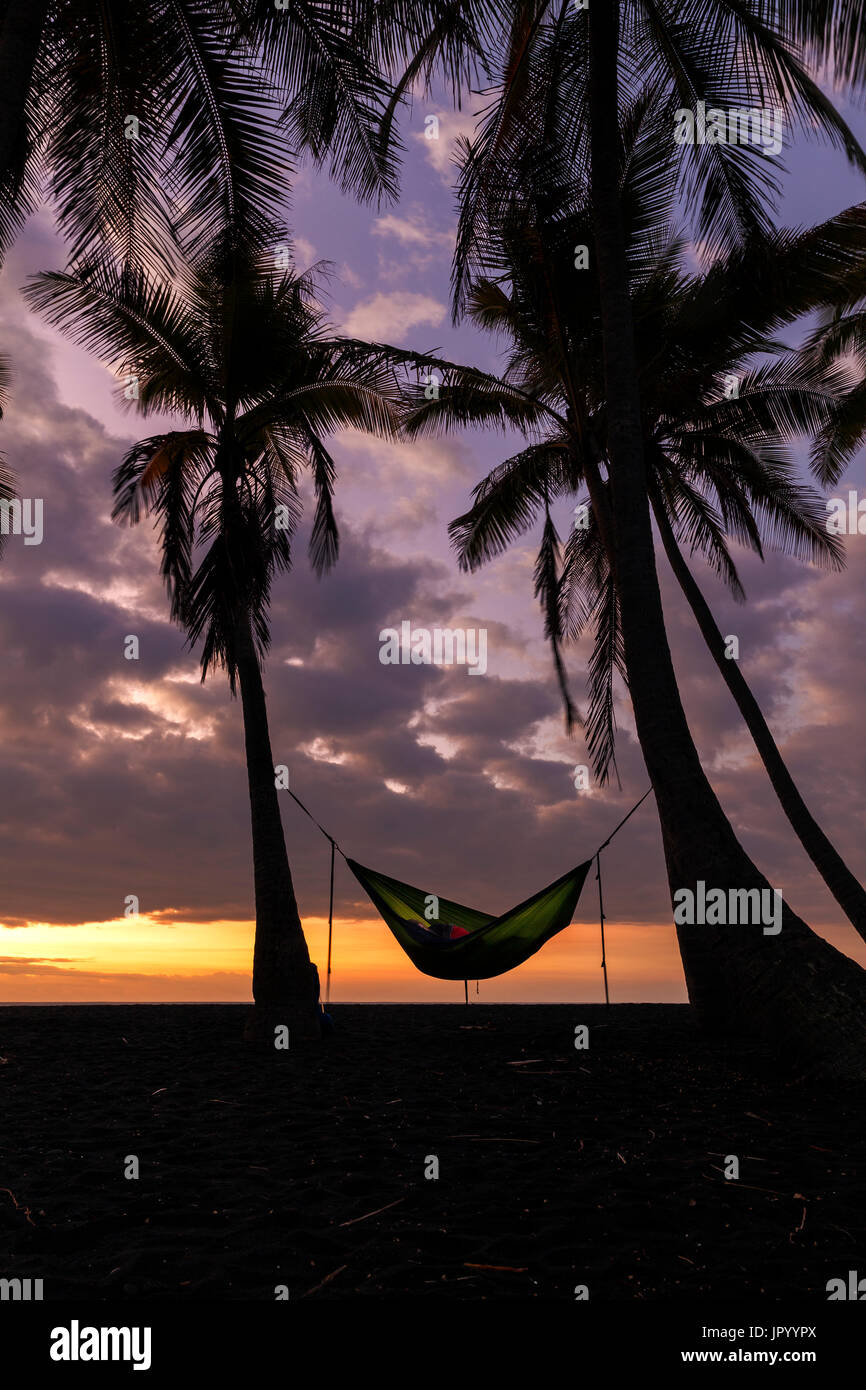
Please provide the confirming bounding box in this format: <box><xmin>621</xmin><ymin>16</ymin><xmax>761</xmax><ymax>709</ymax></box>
<box><xmin>1</xmin><ymin>914</ymin><xmax>863</xmax><ymax>1004</ymax></box>
<box><xmin>0</xmin><ymin>912</ymin><xmax>688</xmax><ymax>1003</ymax></box>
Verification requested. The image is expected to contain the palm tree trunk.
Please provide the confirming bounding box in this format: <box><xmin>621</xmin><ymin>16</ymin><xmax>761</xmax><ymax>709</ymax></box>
<box><xmin>0</xmin><ymin>0</ymin><xmax>47</xmax><ymax>204</ymax></box>
<box><xmin>587</xmin><ymin>3</ymin><xmax>866</xmax><ymax>1078</ymax></box>
<box><xmin>235</xmin><ymin>615</ymin><xmax>320</xmax><ymax>1038</ymax></box>
<box><xmin>652</xmin><ymin>494</ymin><xmax>866</xmax><ymax>942</ymax></box>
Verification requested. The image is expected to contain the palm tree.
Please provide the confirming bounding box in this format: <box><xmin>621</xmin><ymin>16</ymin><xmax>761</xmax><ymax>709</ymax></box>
<box><xmin>417</xmin><ymin>1</ymin><xmax>866</xmax><ymax>1073</ymax></box>
<box><xmin>24</xmin><ymin>236</ymin><xmax>400</xmax><ymax>1035</ymax></box>
<box><xmin>380</xmin><ymin>82</ymin><xmax>866</xmax><ymax>1073</ymax></box>
<box><xmin>435</xmin><ymin>105</ymin><xmax>866</xmax><ymax>945</ymax></box>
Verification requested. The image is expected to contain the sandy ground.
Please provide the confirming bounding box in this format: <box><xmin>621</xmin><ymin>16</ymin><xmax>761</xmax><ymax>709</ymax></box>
<box><xmin>0</xmin><ymin>1003</ymin><xmax>862</xmax><ymax>1300</ymax></box>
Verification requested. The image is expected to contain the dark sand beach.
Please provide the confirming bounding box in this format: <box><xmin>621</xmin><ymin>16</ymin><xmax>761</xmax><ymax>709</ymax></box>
<box><xmin>0</xmin><ymin>1003</ymin><xmax>862</xmax><ymax>1301</ymax></box>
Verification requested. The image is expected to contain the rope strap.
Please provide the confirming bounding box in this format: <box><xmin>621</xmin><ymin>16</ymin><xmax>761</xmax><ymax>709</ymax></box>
<box><xmin>594</xmin><ymin>786</ymin><xmax>654</xmax><ymax>857</ymax></box>
<box><xmin>591</xmin><ymin>786</ymin><xmax>654</xmax><ymax>1007</ymax></box>
<box><xmin>287</xmin><ymin>790</ymin><xmax>347</xmax><ymax>861</ymax></box>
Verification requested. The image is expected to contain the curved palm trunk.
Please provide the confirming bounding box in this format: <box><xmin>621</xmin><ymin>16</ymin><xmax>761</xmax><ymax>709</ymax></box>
<box><xmin>235</xmin><ymin>616</ymin><xmax>320</xmax><ymax>1039</ymax></box>
<box><xmin>0</xmin><ymin>0</ymin><xmax>46</xmax><ymax>204</ymax></box>
<box><xmin>652</xmin><ymin>495</ymin><xmax>866</xmax><ymax>943</ymax></box>
<box><xmin>587</xmin><ymin>4</ymin><xmax>866</xmax><ymax>1078</ymax></box>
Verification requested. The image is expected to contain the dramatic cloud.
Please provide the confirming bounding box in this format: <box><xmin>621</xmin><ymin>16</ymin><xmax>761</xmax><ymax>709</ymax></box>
<box><xmin>340</xmin><ymin>289</ymin><xmax>447</xmax><ymax>341</ymax></box>
<box><xmin>1</xmin><ymin>104</ymin><xmax>865</xmax><ymax>1003</ymax></box>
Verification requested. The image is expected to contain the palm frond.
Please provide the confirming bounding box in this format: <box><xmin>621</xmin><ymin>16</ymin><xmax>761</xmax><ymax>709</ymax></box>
<box><xmin>303</xmin><ymin>426</ymin><xmax>340</xmax><ymax>575</ymax></box>
<box><xmin>449</xmin><ymin>439</ymin><xmax>574</xmax><ymax>572</ymax></box>
<box><xmin>534</xmin><ymin>502</ymin><xmax>578</xmax><ymax>734</ymax></box>
<box><xmin>23</xmin><ymin>262</ymin><xmax>212</xmax><ymax>421</ymax></box>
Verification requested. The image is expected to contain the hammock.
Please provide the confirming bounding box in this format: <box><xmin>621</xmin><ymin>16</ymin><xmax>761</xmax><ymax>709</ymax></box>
<box><xmin>288</xmin><ymin>786</ymin><xmax>653</xmax><ymax>995</ymax></box>
<box><xmin>346</xmin><ymin>858</ymin><xmax>592</xmax><ymax>981</ymax></box>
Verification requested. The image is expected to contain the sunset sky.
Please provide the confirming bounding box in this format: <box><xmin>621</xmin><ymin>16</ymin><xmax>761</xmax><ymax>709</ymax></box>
<box><xmin>1</xmin><ymin>84</ymin><xmax>866</xmax><ymax>1004</ymax></box>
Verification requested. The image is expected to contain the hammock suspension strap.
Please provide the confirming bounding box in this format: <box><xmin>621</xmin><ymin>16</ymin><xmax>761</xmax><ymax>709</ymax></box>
<box><xmin>591</xmin><ymin>786</ymin><xmax>653</xmax><ymax>1005</ymax></box>
<box><xmin>326</xmin><ymin>838</ymin><xmax>335</xmax><ymax>1005</ymax></box>
<box><xmin>596</xmin><ymin>852</ymin><xmax>609</xmax><ymax>1006</ymax></box>
<box><xmin>288</xmin><ymin>790</ymin><xmax>345</xmax><ymax>1005</ymax></box>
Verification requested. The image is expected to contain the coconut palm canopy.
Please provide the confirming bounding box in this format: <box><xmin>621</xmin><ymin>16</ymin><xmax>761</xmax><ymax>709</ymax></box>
<box><xmin>24</xmin><ymin>241</ymin><xmax>401</xmax><ymax>678</ymax></box>
<box><xmin>397</xmin><ymin>97</ymin><xmax>863</xmax><ymax>773</ymax></box>
<box><xmin>0</xmin><ymin>0</ymin><xmax>497</xmax><ymax>272</ymax></box>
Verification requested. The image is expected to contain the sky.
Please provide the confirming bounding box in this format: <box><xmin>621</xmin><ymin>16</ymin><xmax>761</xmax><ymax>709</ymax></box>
<box><xmin>1</xmin><ymin>75</ymin><xmax>865</xmax><ymax>1004</ymax></box>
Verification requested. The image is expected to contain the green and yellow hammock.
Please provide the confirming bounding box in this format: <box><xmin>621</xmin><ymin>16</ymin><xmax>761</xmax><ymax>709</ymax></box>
<box><xmin>289</xmin><ymin>786</ymin><xmax>653</xmax><ymax>992</ymax></box>
<box><xmin>346</xmin><ymin>858</ymin><xmax>591</xmax><ymax>981</ymax></box>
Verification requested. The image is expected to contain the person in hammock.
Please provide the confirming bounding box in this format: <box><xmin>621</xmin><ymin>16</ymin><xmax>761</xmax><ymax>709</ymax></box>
<box><xmin>406</xmin><ymin>918</ymin><xmax>471</xmax><ymax>946</ymax></box>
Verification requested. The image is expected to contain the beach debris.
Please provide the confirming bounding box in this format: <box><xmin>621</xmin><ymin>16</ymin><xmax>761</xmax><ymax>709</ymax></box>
<box><xmin>303</xmin><ymin>1264</ymin><xmax>347</xmax><ymax>1298</ymax></box>
<box><xmin>468</xmin><ymin>1137</ymin><xmax>540</xmax><ymax>1145</ymax></box>
<box><xmin>789</xmin><ymin>1206</ymin><xmax>807</xmax><ymax>1242</ymax></box>
<box><xmin>338</xmin><ymin>1197</ymin><xmax>404</xmax><ymax>1228</ymax></box>
<box><xmin>0</xmin><ymin>1187</ymin><xmax>35</xmax><ymax>1226</ymax></box>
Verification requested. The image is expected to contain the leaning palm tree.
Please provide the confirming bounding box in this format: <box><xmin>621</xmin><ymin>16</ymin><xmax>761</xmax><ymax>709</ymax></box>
<box><xmin>24</xmin><ymin>236</ymin><xmax>400</xmax><ymax>1035</ymax></box>
<box><xmin>425</xmin><ymin>4</ymin><xmax>866</xmax><ymax>1073</ymax></box>
<box><xmin>435</xmin><ymin>105</ymin><xmax>866</xmax><ymax>944</ymax></box>
<box><xmin>380</xmin><ymin>91</ymin><xmax>866</xmax><ymax>1073</ymax></box>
